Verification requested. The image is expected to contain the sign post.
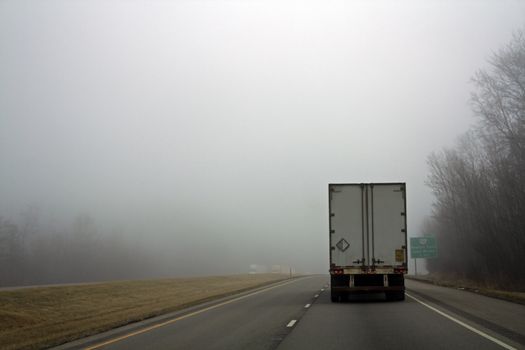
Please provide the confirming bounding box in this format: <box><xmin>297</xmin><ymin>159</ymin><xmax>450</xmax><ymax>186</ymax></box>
<box><xmin>410</xmin><ymin>236</ymin><xmax>437</xmax><ymax>275</ymax></box>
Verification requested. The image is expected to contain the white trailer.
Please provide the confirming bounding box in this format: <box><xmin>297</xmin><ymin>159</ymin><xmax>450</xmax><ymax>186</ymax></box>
<box><xmin>329</xmin><ymin>183</ymin><xmax>407</xmax><ymax>301</ymax></box>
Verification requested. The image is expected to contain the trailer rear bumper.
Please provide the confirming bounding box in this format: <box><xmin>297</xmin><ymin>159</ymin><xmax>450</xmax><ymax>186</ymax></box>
<box><xmin>331</xmin><ymin>285</ymin><xmax>404</xmax><ymax>293</ymax></box>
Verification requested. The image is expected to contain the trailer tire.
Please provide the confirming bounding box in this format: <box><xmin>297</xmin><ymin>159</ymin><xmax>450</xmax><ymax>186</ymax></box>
<box><xmin>330</xmin><ymin>290</ymin><xmax>339</xmax><ymax>303</ymax></box>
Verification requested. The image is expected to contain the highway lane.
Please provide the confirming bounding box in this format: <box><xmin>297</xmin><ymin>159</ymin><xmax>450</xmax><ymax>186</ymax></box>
<box><xmin>55</xmin><ymin>275</ymin><xmax>328</xmax><ymax>350</ymax></box>
<box><xmin>55</xmin><ymin>276</ymin><xmax>525</xmax><ymax>350</ymax></box>
<box><xmin>279</xmin><ymin>279</ymin><xmax>525</xmax><ymax>350</ymax></box>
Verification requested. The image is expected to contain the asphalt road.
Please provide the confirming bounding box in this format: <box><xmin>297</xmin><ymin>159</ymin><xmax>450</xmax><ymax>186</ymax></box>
<box><xmin>280</xmin><ymin>279</ymin><xmax>524</xmax><ymax>350</ymax></box>
<box><xmin>56</xmin><ymin>276</ymin><xmax>525</xmax><ymax>350</ymax></box>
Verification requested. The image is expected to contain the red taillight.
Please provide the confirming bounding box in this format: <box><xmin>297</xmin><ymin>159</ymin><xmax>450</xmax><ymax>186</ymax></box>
<box><xmin>331</xmin><ymin>268</ymin><xmax>344</xmax><ymax>275</ymax></box>
<box><xmin>394</xmin><ymin>267</ymin><xmax>407</xmax><ymax>274</ymax></box>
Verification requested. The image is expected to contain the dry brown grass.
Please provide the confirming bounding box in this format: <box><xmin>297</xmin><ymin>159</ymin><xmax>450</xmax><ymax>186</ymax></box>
<box><xmin>0</xmin><ymin>274</ymin><xmax>288</xmax><ymax>350</ymax></box>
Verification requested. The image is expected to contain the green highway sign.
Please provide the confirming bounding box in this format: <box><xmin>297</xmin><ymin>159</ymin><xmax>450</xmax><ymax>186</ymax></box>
<box><xmin>410</xmin><ymin>236</ymin><xmax>437</xmax><ymax>258</ymax></box>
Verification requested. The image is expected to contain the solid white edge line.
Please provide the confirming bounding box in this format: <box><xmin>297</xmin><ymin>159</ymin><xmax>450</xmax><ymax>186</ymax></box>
<box><xmin>405</xmin><ymin>293</ymin><xmax>517</xmax><ymax>350</ymax></box>
<box><xmin>286</xmin><ymin>320</ymin><xmax>297</xmax><ymax>328</ymax></box>
<box><xmin>304</xmin><ymin>304</ymin><xmax>311</xmax><ymax>308</ymax></box>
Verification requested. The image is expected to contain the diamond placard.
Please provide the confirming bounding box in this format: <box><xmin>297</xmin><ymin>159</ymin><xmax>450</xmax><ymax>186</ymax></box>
<box><xmin>336</xmin><ymin>238</ymin><xmax>349</xmax><ymax>252</ymax></box>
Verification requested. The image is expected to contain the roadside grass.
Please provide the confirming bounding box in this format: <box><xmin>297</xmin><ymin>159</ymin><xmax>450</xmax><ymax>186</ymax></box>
<box><xmin>406</xmin><ymin>273</ymin><xmax>525</xmax><ymax>305</ymax></box>
<box><xmin>0</xmin><ymin>274</ymin><xmax>289</xmax><ymax>350</ymax></box>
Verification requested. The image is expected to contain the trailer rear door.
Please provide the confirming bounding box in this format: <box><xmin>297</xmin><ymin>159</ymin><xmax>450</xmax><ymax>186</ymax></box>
<box><xmin>329</xmin><ymin>183</ymin><xmax>406</xmax><ymax>268</ymax></box>
<box><xmin>369</xmin><ymin>184</ymin><xmax>406</xmax><ymax>267</ymax></box>
<box><xmin>329</xmin><ymin>184</ymin><xmax>365</xmax><ymax>267</ymax></box>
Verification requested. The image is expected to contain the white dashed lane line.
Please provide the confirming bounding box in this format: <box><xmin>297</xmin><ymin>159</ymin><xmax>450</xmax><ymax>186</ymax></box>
<box><xmin>83</xmin><ymin>278</ymin><xmax>310</xmax><ymax>350</ymax></box>
<box><xmin>283</xmin><ymin>286</ymin><xmax>323</xmax><ymax>332</ymax></box>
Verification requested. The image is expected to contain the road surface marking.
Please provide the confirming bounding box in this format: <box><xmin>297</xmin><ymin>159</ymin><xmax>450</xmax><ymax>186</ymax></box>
<box><xmin>406</xmin><ymin>293</ymin><xmax>517</xmax><ymax>350</ymax></box>
<box><xmin>321</xmin><ymin>288</ymin><xmax>325</xmax><ymax>292</ymax></box>
<box><xmin>304</xmin><ymin>304</ymin><xmax>311</xmax><ymax>308</ymax></box>
<box><xmin>314</xmin><ymin>294</ymin><xmax>319</xmax><ymax>298</ymax></box>
<box><xmin>84</xmin><ymin>277</ymin><xmax>312</xmax><ymax>350</ymax></box>
<box><xmin>286</xmin><ymin>320</ymin><xmax>297</xmax><ymax>328</ymax></box>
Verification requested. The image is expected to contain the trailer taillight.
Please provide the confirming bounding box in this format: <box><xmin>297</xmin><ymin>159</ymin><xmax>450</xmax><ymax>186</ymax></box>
<box><xmin>331</xmin><ymin>268</ymin><xmax>344</xmax><ymax>275</ymax></box>
<box><xmin>394</xmin><ymin>266</ymin><xmax>407</xmax><ymax>274</ymax></box>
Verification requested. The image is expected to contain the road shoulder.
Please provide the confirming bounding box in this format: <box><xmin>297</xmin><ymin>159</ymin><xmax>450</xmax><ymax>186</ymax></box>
<box><xmin>406</xmin><ymin>275</ymin><xmax>525</xmax><ymax>305</ymax></box>
<box><xmin>406</xmin><ymin>279</ymin><xmax>525</xmax><ymax>349</ymax></box>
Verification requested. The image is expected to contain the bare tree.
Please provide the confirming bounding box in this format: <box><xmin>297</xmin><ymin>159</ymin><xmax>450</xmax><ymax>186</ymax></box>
<box><xmin>0</xmin><ymin>217</ymin><xmax>22</xmax><ymax>286</ymax></box>
<box><xmin>427</xmin><ymin>30</ymin><xmax>525</xmax><ymax>290</ymax></box>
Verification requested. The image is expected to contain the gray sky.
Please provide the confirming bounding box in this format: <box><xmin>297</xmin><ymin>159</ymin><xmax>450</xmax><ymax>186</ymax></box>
<box><xmin>1</xmin><ymin>0</ymin><xmax>524</xmax><ymax>274</ymax></box>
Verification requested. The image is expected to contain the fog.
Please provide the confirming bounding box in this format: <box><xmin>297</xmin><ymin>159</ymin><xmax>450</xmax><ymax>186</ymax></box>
<box><xmin>1</xmin><ymin>0</ymin><xmax>524</xmax><ymax>282</ymax></box>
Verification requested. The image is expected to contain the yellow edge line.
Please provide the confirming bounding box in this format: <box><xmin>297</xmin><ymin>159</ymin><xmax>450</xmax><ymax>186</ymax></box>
<box><xmin>84</xmin><ymin>277</ymin><xmax>311</xmax><ymax>350</ymax></box>
<box><xmin>406</xmin><ymin>292</ymin><xmax>517</xmax><ymax>350</ymax></box>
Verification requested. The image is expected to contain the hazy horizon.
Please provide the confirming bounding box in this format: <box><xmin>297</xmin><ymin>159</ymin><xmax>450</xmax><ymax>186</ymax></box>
<box><xmin>1</xmin><ymin>0</ymin><xmax>524</xmax><ymax>278</ymax></box>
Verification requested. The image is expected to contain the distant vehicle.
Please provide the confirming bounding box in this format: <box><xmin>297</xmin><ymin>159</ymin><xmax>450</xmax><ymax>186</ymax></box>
<box><xmin>328</xmin><ymin>183</ymin><xmax>407</xmax><ymax>301</ymax></box>
<box><xmin>249</xmin><ymin>264</ymin><xmax>268</xmax><ymax>274</ymax></box>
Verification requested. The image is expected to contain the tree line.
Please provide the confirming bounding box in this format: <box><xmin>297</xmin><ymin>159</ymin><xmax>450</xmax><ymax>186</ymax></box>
<box><xmin>425</xmin><ymin>31</ymin><xmax>525</xmax><ymax>290</ymax></box>
<box><xmin>0</xmin><ymin>209</ymin><xmax>162</xmax><ymax>287</ymax></box>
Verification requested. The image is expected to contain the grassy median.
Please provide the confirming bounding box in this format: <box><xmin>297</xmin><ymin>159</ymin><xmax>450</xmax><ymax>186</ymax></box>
<box><xmin>0</xmin><ymin>274</ymin><xmax>289</xmax><ymax>350</ymax></box>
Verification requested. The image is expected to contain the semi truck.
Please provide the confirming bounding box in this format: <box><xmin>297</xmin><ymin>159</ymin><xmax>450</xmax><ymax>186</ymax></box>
<box><xmin>328</xmin><ymin>183</ymin><xmax>407</xmax><ymax>301</ymax></box>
